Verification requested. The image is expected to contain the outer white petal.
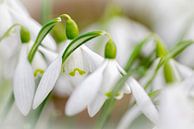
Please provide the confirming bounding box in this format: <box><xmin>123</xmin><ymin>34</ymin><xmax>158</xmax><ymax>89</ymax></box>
<box><xmin>81</xmin><ymin>45</ymin><xmax>103</xmax><ymax>72</ymax></box>
<box><xmin>65</xmin><ymin>61</ymin><xmax>107</xmax><ymax>116</ymax></box>
<box><xmin>54</xmin><ymin>76</ymin><xmax>74</xmax><ymax>96</ymax></box>
<box><xmin>13</xmin><ymin>45</ymin><xmax>35</xmax><ymax>115</ymax></box>
<box><xmin>33</xmin><ymin>56</ymin><xmax>62</xmax><ymax>109</ymax></box>
<box><xmin>7</xmin><ymin>7</ymin><xmax>57</xmax><ymax>50</ymax></box>
<box><xmin>87</xmin><ymin>92</ymin><xmax>106</xmax><ymax>117</ymax></box>
<box><xmin>117</xmin><ymin>105</ymin><xmax>141</xmax><ymax>129</ymax></box>
<box><xmin>127</xmin><ymin>78</ymin><xmax>159</xmax><ymax>124</ymax></box>
<box><xmin>38</xmin><ymin>46</ymin><xmax>58</xmax><ymax>63</ymax></box>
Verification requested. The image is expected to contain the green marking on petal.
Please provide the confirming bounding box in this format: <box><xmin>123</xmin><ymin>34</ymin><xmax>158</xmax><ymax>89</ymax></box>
<box><xmin>105</xmin><ymin>91</ymin><xmax>120</xmax><ymax>98</ymax></box>
<box><xmin>69</xmin><ymin>68</ymin><xmax>86</xmax><ymax>76</ymax></box>
<box><xmin>34</xmin><ymin>69</ymin><xmax>45</xmax><ymax>77</ymax></box>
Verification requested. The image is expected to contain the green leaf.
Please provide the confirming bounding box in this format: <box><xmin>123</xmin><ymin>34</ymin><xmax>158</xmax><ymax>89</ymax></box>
<box><xmin>124</xmin><ymin>35</ymin><xmax>152</xmax><ymax>72</ymax></box>
<box><xmin>28</xmin><ymin>18</ymin><xmax>61</xmax><ymax>63</ymax></box>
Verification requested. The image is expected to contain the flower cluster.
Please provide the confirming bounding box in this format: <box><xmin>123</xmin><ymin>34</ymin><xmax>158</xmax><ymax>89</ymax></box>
<box><xmin>1</xmin><ymin>1</ymin><xmax>194</xmax><ymax>129</ymax></box>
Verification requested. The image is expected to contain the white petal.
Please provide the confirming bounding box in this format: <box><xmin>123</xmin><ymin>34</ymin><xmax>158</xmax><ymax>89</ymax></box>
<box><xmin>33</xmin><ymin>56</ymin><xmax>62</xmax><ymax>109</ymax></box>
<box><xmin>38</xmin><ymin>46</ymin><xmax>58</xmax><ymax>63</ymax></box>
<box><xmin>117</xmin><ymin>105</ymin><xmax>141</xmax><ymax>129</ymax></box>
<box><xmin>54</xmin><ymin>76</ymin><xmax>74</xmax><ymax>96</ymax></box>
<box><xmin>87</xmin><ymin>93</ymin><xmax>106</xmax><ymax>117</ymax></box>
<box><xmin>32</xmin><ymin>51</ymin><xmax>47</xmax><ymax>70</ymax></box>
<box><xmin>13</xmin><ymin>45</ymin><xmax>35</xmax><ymax>115</ymax></box>
<box><xmin>6</xmin><ymin>0</ymin><xmax>29</xmax><ymax>16</ymax></box>
<box><xmin>81</xmin><ymin>45</ymin><xmax>103</xmax><ymax>72</ymax></box>
<box><xmin>65</xmin><ymin>61</ymin><xmax>107</xmax><ymax>116</ymax></box>
<box><xmin>0</xmin><ymin>4</ymin><xmax>13</xmax><ymax>36</ymax></box>
<box><xmin>127</xmin><ymin>78</ymin><xmax>159</xmax><ymax>124</ymax></box>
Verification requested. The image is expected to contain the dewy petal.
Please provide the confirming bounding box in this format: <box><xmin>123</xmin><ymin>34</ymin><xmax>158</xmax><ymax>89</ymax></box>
<box><xmin>127</xmin><ymin>78</ymin><xmax>159</xmax><ymax>124</ymax></box>
<box><xmin>38</xmin><ymin>46</ymin><xmax>58</xmax><ymax>63</ymax></box>
<box><xmin>65</xmin><ymin>61</ymin><xmax>107</xmax><ymax>116</ymax></box>
<box><xmin>116</xmin><ymin>105</ymin><xmax>142</xmax><ymax>129</ymax></box>
<box><xmin>7</xmin><ymin>7</ymin><xmax>56</xmax><ymax>51</ymax></box>
<box><xmin>13</xmin><ymin>44</ymin><xmax>35</xmax><ymax>115</ymax></box>
<box><xmin>81</xmin><ymin>45</ymin><xmax>103</xmax><ymax>72</ymax></box>
<box><xmin>33</xmin><ymin>55</ymin><xmax>62</xmax><ymax>109</ymax></box>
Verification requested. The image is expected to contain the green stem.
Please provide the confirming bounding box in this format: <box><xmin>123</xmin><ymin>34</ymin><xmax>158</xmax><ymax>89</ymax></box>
<box><xmin>41</xmin><ymin>0</ymin><xmax>52</xmax><ymax>24</ymax></box>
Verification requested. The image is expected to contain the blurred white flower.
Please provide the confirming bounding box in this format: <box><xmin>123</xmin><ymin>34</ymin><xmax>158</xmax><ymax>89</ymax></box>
<box><xmin>33</xmin><ymin>45</ymin><xmax>103</xmax><ymax>109</ymax></box>
<box><xmin>140</xmin><ymin>58</ymin><xmax>193</xmax><ymax>91</ymax></box>
<box><xmin>65</xmin><ymin>59</ymin><xmax>131</xmax><ymax>117</ymax></box>
<box><xmin>85</xmin><ymin>16</ymin><xmax>154</xmax><ymax>67</ymax></box>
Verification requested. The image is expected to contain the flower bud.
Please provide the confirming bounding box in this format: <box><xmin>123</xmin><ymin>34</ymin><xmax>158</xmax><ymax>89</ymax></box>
<box><xmin>105</xmin><ymin>39</ymin><xmax>117</xmax><ymax>59</ymax></box>
<box><xmin>20</xmin><ymin>26</ymin><xmax>30</xmax><ymax>43</ymax></box>
<box><xmin>66</xmin><ymin>18</ymin><xmax>79</xmax><ymax>40</ymax></box>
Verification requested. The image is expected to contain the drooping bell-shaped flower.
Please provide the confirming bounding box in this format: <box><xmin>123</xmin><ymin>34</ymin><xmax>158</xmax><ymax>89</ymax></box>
<box><xmin>33</xmin><ymin>42</ymin><xmax>103</xmax><ymax>109</ymax></box>
<box><xmin>65</xmin><ymin>39</ymin><xmax>131</xmax><ymax>117</ymax></box>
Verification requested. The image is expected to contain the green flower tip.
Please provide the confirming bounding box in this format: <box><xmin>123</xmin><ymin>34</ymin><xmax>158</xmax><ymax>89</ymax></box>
<box><xmin>20</xmin><ymin>26</ymin><xmax>30</xmax><ymax>43</ymax></box>
<box><xmin>156</xmin><ymin>40</ymin><xmax>167</xmax><ymax>57</ymax></box>
<box><xmin>105</xmin><ymin>39</ymin><xmax>117</xmax><ymax>59</ymax></box>
<box><xmin>66</xmin><ymin>18</ymin><xmax>79</xmax><ymax>40</ymax></box>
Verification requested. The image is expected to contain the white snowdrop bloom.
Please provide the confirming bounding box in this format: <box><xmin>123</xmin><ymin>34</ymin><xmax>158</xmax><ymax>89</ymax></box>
<box><xmin>65</xmin><ymin>59</ymin><xmax>131</xmax><ymax>117</ymax></box>
<box><xmin>65</xmin><ymin>39</ymin><xmax>130</xmax><ymax>117</ymax></box>
<box><xmin>158</xmin><ymin>85</ymin><xmax>194</xmax><ymax>129</ymax></box>
<box><xmin>0</xmin><ymin>0</ymin><xmax>56</xmax><ymax>51</ymax></box>
<box><xmin>13</xmin><ymin>42</ymin><xmax>57</xmax><ymax>115</ymax></box>
<box><xmin>85</xmin><ymin>16</ymin><xmax>154</xmax><ymax>67</ymax></box>
<box><xmin>33</xmin><ymin>44</ymin><xmax>103</xmax><ymax>109</ymax></box>
<box><xmin>140</xmin><ymin>58</ymin><xmax>193</xmax><ymax>91</ymax></box>
<box><xmin>12</xmin><ymin>26</ymin><xmax>57</xmax><ymax>115</ymax></box>
<box><xmin>0</xmin><ymin>0</ymin><xmax>57</xmax><ymax>80</ymax></box>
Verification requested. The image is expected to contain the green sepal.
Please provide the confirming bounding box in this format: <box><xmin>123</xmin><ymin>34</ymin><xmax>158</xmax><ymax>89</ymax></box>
<box><xmin>163</xmin><ymin>61</ymin><xmax>176</xmax><ymax>84</ymax></box>
<box><xmin>66</xmin><ymin>18</ymin><xmax>79</xmax><ymax>40</ymax></box>
<box><xmin>104</xmin><ymin>39</ymin><xmax>117</xmax><ymax>59</ymax></box>
<box><xmin>20</xmin><ymin>26</ymin><xmax>31</xmax><ymax>43</ymax></box>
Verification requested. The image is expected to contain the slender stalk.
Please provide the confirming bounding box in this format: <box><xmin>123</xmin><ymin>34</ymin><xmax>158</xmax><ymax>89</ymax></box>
<box><xmin>41</xmin><ymin>0</ymin><xmax>52</xmax><ymax>24</ymax></box>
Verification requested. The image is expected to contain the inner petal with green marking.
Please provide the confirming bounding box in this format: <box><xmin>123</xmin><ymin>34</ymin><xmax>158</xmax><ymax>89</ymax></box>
<box><xmin>69</xmin><ymin>68</ymin><xmax>86</xmax><ymax>76</ymax></box>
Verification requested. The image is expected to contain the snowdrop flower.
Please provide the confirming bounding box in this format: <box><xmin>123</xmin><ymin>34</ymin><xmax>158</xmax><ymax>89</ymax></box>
<box><xmin>13</xmin><ymin>27</ymin><xmax>57</xmax><ymax>115</ymax></box>
<box><xmin>158</xmin><ymin>84</ymin><xmax>194</xmax><ymax>129</ymax></box>
<box><xmin>85</xmin><ymin>16</ymin><xmax>154</xmax><ymax>67</ymax></box>
<box><xmin>65</xmin><ymin>39</ymin><xmax>131</xmax><ymax>117</ymax></box>
<box><xmin>0</xmin><ymin>0</ymin><xmax>56</xmax><ymax>51</ymax></box>
<box><xmin>140</xmin><ymin>58</ymin><xmax>193</xmax><ymax>91</ymax></box>
<box><xmin>33</xmin><ymin>43</ymin><xmax>103</xmax><ymax>109</ymax></box>
<box><xmin>0</xmin><ymin>0</ymin><xmax>56</xmax><ymax>80</ymax></box>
